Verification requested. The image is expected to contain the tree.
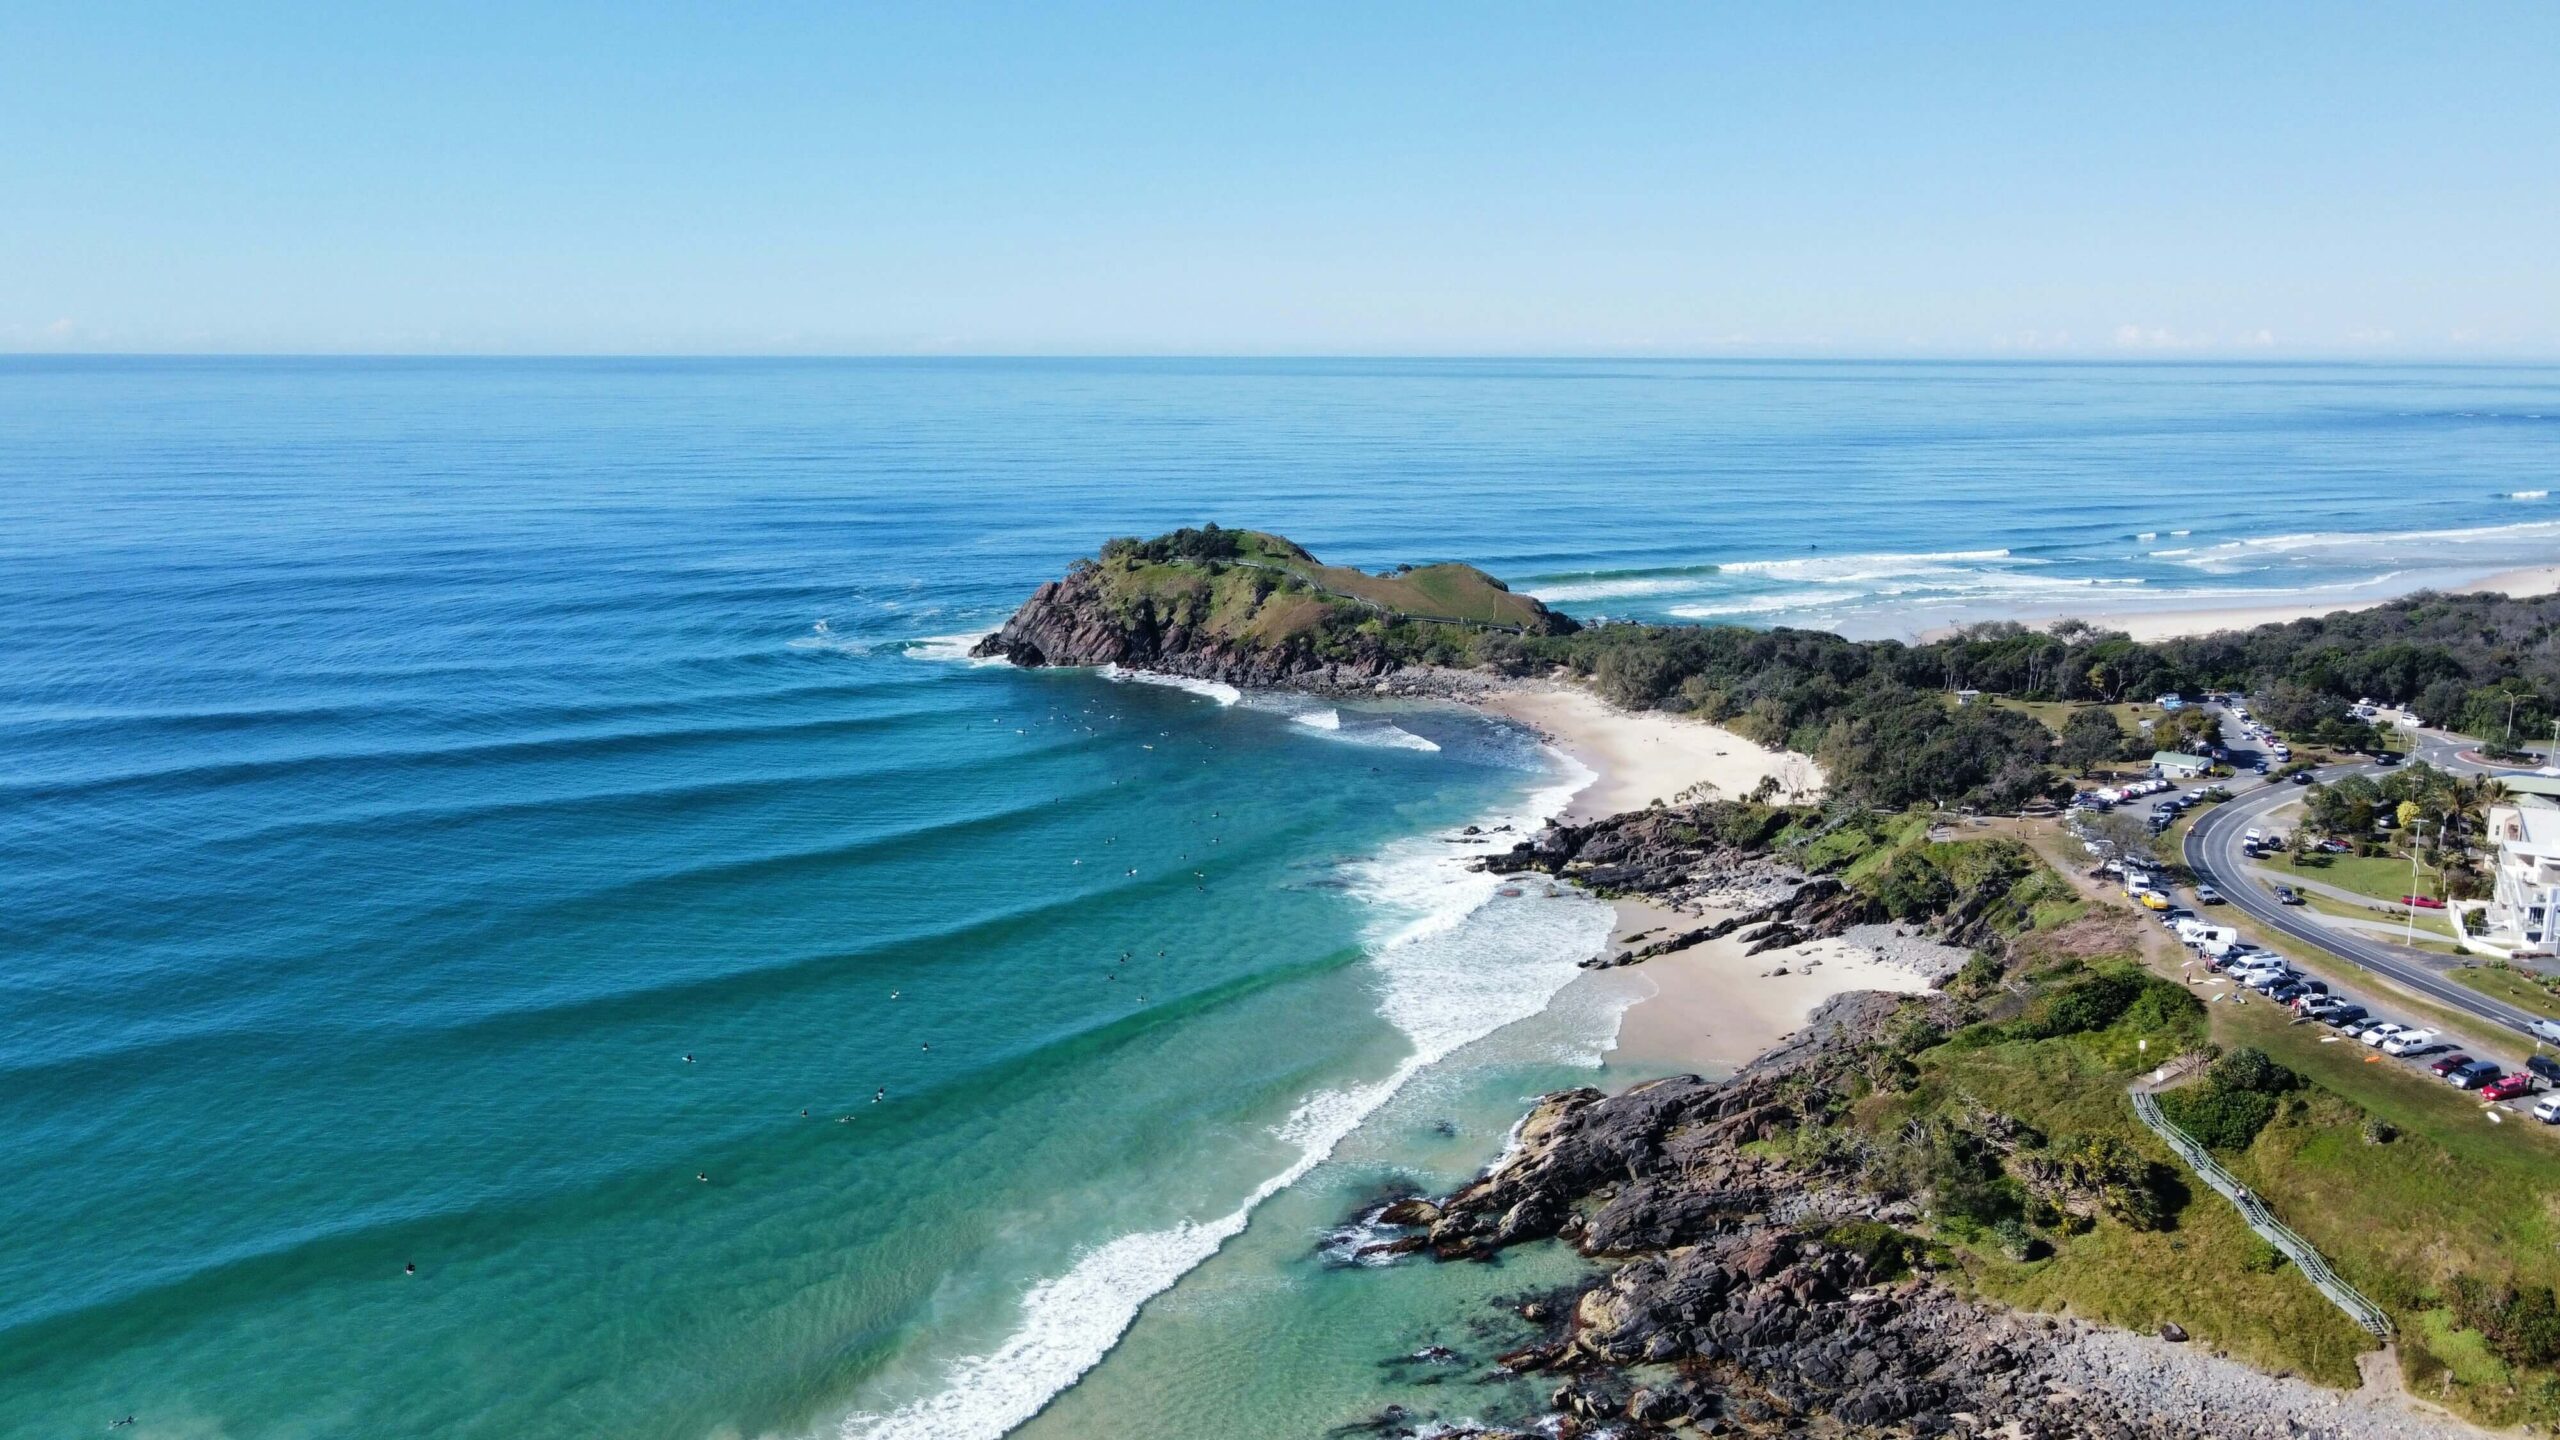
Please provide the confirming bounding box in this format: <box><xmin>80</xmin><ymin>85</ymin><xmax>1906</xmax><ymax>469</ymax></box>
<box><xmin>2058</xmin><ymin>707</ymin><xmax>2128</xmax><ymax>773</ymax></box>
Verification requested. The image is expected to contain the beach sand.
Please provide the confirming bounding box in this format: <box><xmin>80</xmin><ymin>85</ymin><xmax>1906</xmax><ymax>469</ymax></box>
<box><xmin>1480</xmin><ymin>682</ymin><xmax>1823</xmax><ymax>823</ymax></box>
<box><xmin>2069</xmin><ymin>563</ymin><xmax>2560</xmax><ymax>642</ymax></box>
<box><xmin>1464</xmin><ymin>685</ymin><xmax>1913</xmax><ymax>1075</ymax></box>
<box><xmin>1600</xmin><ymin>897</ymin><xmax>1934</xmax><ymax>1072</ymax></box>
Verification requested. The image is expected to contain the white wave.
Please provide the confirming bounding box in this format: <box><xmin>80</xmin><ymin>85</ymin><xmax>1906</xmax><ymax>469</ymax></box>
<box><xmin>2136</xmin><ymin>532</ymin><xmax>2157</xmax><ymax>541</ymax></box>
<box><xmin>2163</xmin><ymin>518</ymin><xmax>2560</xmax><ymax>572</ymax></box>
<box><xmin>2171</xmin><ymin>529</ymin><xmax>2193</xmax><ymax>536</ymax></box>
<box><xmin>2511</xmin><ymin>490</ymin><xmax>2550</xmax><ymax>501</ymax></box>
<box><xmin>1524</xmin><ymin>575</ymin><xmax>1710</xmax><ymax>602</ymax></box>
<box><xmin>901</xmin><ymin>630</ymin><xmax>1003</xmax><ymax>665</ymax></box>
<box><xmin>1292</xmin><ymin>708</ymin><xmax>1343</xmax><ymax>731</ymax></box>
<box><xmin>1714</xmin><ymin>547</ymin><xmax>2015</xmax><ymax>582</ymax></box>
<box><xmin>1096</xmin><ymin>664</ymin><xmax>1241</xmax><ymax>706</ymax></box>
<box><xmin>1666</xmin><ymin>589</ymin><xmax>1865</xmax><ymax>618</ymax></box>
<box><xmin>839</xmin><ymin>751</ymin><xmax>1603</xmax><ymax>1440</ymax></box>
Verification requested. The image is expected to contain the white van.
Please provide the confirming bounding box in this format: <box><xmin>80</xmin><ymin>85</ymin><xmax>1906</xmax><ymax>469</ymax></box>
<box><xmin>2190</xmin><ymin>927</ymin><xmax>2240</xmax><ymax>954</ymax></box>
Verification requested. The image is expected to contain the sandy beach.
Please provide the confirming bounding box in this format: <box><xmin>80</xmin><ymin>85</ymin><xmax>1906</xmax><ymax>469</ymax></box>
<box><xmin>1598</xmin><ymin>896</ymin><xmax>1937</xmax><ymax>1072</ymax></box>
<box><xmin>2067</xmin><ymin>563</ymin><xmax>2560</xmax><ymax>642</ymax></box>
<box><xmin>1462</xmin><ymin>680</ymin><xmax>1932</xmax><ymax>1073</ymax></box>
<box><xmin>1478</xmin><ymin>682</ymin><xmax>1823</xmax><ymax>822</ymax></box>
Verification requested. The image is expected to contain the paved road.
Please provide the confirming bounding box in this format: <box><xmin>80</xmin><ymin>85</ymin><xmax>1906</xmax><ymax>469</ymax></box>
<box><xmin>2181</xmin><ymin>712</ymin><xmax>2549</xmax><ymax>1041</ymax></box>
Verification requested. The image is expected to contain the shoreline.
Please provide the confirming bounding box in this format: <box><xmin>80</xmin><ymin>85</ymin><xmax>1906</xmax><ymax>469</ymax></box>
<box><xmin>1598</xmin><ymin>895</ymin><xmax>1935</xmax><ymax>1073</ymax></box>
<box><xmin>1955</xmin><ymin>562</ymin><xmax>2560</xmax><ymax>643</ymax></box>
<box><xmin>1449</xmin><ymin>678</ymin><xmax>1945</xmax><ymax>1075</ymax></box>
<box><xmin>1473</xmin><ymin>681</ymin><xmax>1823</xmax><ymax>823</ymax></box>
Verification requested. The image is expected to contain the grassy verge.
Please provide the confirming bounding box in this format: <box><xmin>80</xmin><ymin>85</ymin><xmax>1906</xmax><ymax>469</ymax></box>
<box><xmin>2261</xmin><ymin>851</ymin><xmax>2437</xmax><ymax>904</ymax></box>
<box><xmin>2452</xmin><ymin>964</ymin><xmax>2560</xmax><ymax>1022</ymax></box>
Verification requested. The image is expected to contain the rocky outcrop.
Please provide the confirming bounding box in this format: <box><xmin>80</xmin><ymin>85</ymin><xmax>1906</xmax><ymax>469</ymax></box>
<box><xmin>1358</xmin><ymin>991</ymin><xmax>2478</xmax><ymax>1439</ymax></box>
<box><xmin>969</xmin><ymin>565</ymin><xmax>1420</xmax><ymax>688</ymax></box>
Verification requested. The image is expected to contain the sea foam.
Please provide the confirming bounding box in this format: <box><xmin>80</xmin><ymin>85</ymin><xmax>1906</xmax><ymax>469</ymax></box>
<box><xmin>837</xmin><ymin>750</ymin><xmax>1602</xmax><ymax>1440</ymax></box>
<box><xmin>1097</xmin><ymin>665</ymin><xmax>1242</xmax><ymax>706</ymax></box>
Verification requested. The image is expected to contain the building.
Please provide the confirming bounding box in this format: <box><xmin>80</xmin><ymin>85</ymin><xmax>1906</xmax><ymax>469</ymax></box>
<box><xmin>2151</xmin><ymin>751</ymin><xmax>2212</xmax><ymax>778</ymax></box>
<box><xmin>2486</xmin><ymin>791</ymin><xmax>2560</xmax><ymax>959</ymax></box>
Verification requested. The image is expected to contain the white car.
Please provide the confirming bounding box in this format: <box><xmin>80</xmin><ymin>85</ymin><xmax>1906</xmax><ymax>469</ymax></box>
<box><xmin>2535</xmin><ymin>1094</ymin><xmax>2560</xmax><ymax>1125</ymax></box>
<box><xmin>2243</xmin><ymin>828</ymin><xmax>2262</xmax><ymax>844</ymax></box>
<box><xmin>2361</xmin><ymin>1023</ymin><xmax>2406</xmax><ymax>1048</ymax></box>
<box><xmin>2380</xmin><ymin>1029</ymin><xmax>2437</xmax><ymax>1056</ymax></box>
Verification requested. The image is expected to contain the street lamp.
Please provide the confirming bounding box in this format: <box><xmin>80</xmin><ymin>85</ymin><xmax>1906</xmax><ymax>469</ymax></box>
<box><xmin>2404</xmin><ymin>818</ymin><xmax>2428</xmax><ymax>950</ymax></box>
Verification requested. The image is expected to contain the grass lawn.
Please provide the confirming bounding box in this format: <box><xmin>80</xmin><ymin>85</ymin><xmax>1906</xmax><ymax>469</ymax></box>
<box><xmin>2197</xmin><ymin>983</ymin><xmax>2560</xmax><ymax>1422</ymax></box>
<box><xmin>2263</xmin><ymin>851</ymin><xmax>2438</xmax><ymax>905</ymax></box>
<box><xmin>2452</xmin><ymin>965</ymin><xmax>2560</xmax><ymax>1022</ymax></box>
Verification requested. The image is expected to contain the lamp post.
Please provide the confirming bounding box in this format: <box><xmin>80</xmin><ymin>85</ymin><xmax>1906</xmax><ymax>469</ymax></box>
<box><xmin>2404</xmin><ymin>818</ymin><xmax>2427</xmax><ymax>950</ymax></box>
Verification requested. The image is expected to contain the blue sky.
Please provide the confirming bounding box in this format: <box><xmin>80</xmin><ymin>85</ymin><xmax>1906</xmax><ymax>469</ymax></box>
<box><xmin>5</xmin><ymin>3</ymin><xmax>2556</xmax><ymax>356</ymax></box>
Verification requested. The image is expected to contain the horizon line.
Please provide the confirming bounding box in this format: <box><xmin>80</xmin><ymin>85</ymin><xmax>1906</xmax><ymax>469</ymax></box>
<box><xmin>7</xmin><ymin>350</ymin><xmax>2560</xmax><ymax>368</ymax></box>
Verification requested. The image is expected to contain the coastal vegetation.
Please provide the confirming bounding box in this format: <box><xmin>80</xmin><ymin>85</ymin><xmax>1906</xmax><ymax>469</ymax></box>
<box><xmin>979</xmin><ymin>533</ymin><xmax>2560</xmax><ymax>1429</ymax></box>
<box><xmin>1018</xmin><ymin>528</ymin><xmax>2560</xmax><ymax>814</ymax></box>
<box><xmin>1777</xmin><ymin>815</ymin><xmax>2560</xmax><ymax>1420</ymax></box>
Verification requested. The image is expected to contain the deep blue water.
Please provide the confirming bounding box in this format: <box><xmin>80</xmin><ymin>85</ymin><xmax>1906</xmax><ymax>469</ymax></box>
<box><xmin>1</xmin><ymin>357</ymin><xmax>2555</xmax><ymax>1440</ymax></box>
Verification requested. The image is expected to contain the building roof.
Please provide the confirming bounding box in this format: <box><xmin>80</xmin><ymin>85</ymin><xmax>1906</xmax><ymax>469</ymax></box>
<box><xmin>2152</xmin><ymin>751</ymin><xmax>2212</xmax><ymax>769</ymax></box>
<box><xmin>2493</xmin><ymin>801</ymin><xmax>2560</xmax><ymax>851</ymax></box>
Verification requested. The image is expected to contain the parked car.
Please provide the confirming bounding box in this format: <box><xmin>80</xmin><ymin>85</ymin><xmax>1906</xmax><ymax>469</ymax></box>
<box><xmin>2274</xmin><ymin>885</ymin><xmax>2304</xmax><ymax>905</ymax></box>
<box><xmin>2381</xmin><ymin>1029</ymin><xmax>2438</xmax><ymax>1056</ymax></box>
<box><xmin>2529</xmin><ymin>1053</ymin><xmax>2560</xmax><ymax>1085</ymax></box>
<box><xmin>2292</xmin><ymin>771</ymin><xmax>2316</xmax><ymax>786</ymax></box>
<box><xmin>2361</xmin><ymin>1023</ymin><xmax>2406</xmax><ymax>1048</ymax></box>
<box><xmin>2375</xmin><ymin>751</ymin><xmax>2400</xmax><ymax>766</ymax></box>
<box><xmin>2243</xmin><ymin>828</ymin><xmax>2262</xmax><ymax>844</ymax></box>
<box><xmin>2536</xmin><ymin>1093</ymin><xmax>2560</xmax><ymax>1125</ymax></box>
<box><xmin>2334</xmin><ymin>1014</ymin><xmax>2377</xmax><ymax>1036</ymax></box>
<box><xmin>2483</xmin><ymin>1073</ymin><xmax>2539</xmax><ymax>1102</ymax></box>
<box><xmin>2318</xmin><ymin>838</ymin><xmax>2353</xmax><ymax>854</ymax></box>
<box><xmin>2452</xmin><ymin>1061</ymin><xmax>2504</xmax><ymax>1090</ymax></box>
<box><xmin>2195</xmin><ymin>885</ymin><xmax>2225</xmax><ymax>905</ymax></box>
<box><xmin>2400</xmin><ymin>895</ymin><xmax>2446</xmax><ymax>910</ymax></box>
<box><xmin>2428</xmin><ymin>1052</ymin><xmax>2475</xmax><ymax>1077</ymax></box>
<box><xmin>2322</xmin><ymin>1004</ymin><xmax>2368</xmax><ymax>1027</ymax></box>
<box><xmin>2253</xmin><ymin>760</ymin><xmax>2270</xmax><ymax>774</ymax></box>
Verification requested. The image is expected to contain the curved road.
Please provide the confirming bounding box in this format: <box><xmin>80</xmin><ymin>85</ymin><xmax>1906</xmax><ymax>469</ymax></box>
<box><xmin>2182</xmin><ymin>724</ymin><xmax>2551</xmax><ymax>1041</ymax></box>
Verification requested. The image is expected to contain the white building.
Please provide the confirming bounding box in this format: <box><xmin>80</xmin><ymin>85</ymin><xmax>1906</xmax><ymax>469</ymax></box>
<box><xmin>2486</xmin><ymin>795</ymin><xmax>2560</xmax><ymax>958</ymax></box>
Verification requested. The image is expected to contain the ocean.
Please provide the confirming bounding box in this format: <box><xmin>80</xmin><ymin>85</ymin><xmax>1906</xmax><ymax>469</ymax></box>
<box><xmin>2</xmin><ymin>357</ymin><xmax>2555</xmax><ymax>1439</ymax></box>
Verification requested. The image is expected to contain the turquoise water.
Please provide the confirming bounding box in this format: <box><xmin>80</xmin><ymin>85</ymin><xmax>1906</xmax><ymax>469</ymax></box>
<box><xmin>3</xmin><ymin>358</ymin><xmax>2557</xmax><ymax>1438</ymax></box>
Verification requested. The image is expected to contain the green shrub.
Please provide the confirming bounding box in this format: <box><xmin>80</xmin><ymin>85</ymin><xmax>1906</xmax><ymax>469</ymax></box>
<box><xmin>2451</xmin><ymin>1273</ymin><xmax>2560</xmax><ymax>1368</ymax></box>
<box><xmin>2159</xmin><ymin>1086</ymin><xmax>2279</xmax><ymax>1152</ymax></box>
<box><xmin>1819</xmin><ymin>1220</ymin><xmax>1923</xmax><ymax>1280</ymax></box>
<box><xmin>2207</xmin><ymin>1046</ymin><xmax>2299</xmax><ymax>1095</ymax></box>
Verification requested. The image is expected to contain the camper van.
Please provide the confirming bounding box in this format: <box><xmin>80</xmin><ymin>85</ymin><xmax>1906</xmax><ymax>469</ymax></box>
<box><xmin>2185</xmin><ymin>925</ymin><xmax>2240</xmax><ymax>954</ymax></box>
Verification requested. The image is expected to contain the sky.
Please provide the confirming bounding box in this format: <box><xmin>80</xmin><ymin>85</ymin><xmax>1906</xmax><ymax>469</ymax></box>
<box><xmin>4</xmin><ymin>2</ymin><xmax>2557</xmax><ymax>357</ymax></box>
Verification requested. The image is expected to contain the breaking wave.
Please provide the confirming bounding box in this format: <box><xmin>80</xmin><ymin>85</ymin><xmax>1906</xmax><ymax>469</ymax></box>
<box><xmin>836</xmin><ymin>756</ymin><xmax>1604</xmax><ymax>1440</ymax></box>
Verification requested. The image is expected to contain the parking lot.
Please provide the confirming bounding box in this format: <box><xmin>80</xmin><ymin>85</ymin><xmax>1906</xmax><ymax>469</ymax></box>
<box><xmin>2071</xmin><ymin>807</ymin><xmax>2560</xmax><ymax>1126</ymax></box>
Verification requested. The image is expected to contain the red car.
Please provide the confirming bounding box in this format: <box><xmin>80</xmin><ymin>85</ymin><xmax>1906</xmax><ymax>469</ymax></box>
<box><xmin>2428</xmin><ymin>1053</ymin><xmax>2475</xmax><ymax>1077</ymax></box>
<box><xmin>2399</xmin><ymin>895</ymin><xmax>2447</xmax><ymax>910</ymax></box>
<box><xmin>2483</xmin><ymin>1073</ymin><xmax>2539</xmax><ymax>1102</ymax></box>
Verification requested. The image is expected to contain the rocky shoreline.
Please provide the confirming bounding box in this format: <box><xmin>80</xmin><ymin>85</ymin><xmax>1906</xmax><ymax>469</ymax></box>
<box><xmin>971</xmin><ymin>564</ymin><xmax>2475</xmax><ymax>1438</ymax></box>
<box><xmin>1342</xmin><ymin>988</ymin><xmax>2466</xmax><ymax>1439</ymax></box>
